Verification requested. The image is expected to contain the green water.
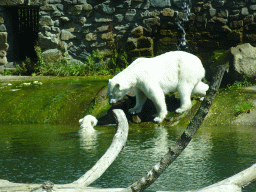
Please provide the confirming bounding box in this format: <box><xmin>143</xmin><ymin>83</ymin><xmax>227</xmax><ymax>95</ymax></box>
<box><xmin>0</xmin><ymin>77</ymin><xmax>255</xmax><ymax>191</ymax></box>
<box><xmin>0</xmin><ymin>123</ymin><xmax>255</xmax><ymax>191</ymax></box>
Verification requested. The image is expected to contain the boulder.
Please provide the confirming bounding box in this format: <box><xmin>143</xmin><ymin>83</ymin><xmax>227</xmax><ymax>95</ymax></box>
<box><xmin>38</xmin><ymin>33</ymin><xmax>59</xmax><ymax>49</ymax></box>
<box><xmin>230</xmin><ymin>43</ymin><xmax>256</xmax><ymax>81</ymax></box>
<box><xmin>42</xmin><ymin>49</ymin><xmax>62</xmax><ymax>63</ymax></box>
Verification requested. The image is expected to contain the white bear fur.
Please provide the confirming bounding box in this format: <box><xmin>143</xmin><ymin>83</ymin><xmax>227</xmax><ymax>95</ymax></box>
<box><xmin>79</xmin><ymin>115</ymin><xmax>98</xmax><ymax>133</ymax></box>
<box><xmin>107</xmin><ymin>51</ymin><xmax>209</xmax><ymax>123</ymax></box>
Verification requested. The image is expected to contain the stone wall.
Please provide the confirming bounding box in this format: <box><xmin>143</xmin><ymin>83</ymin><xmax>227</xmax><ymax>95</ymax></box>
<box><xmin>1</xmin><ymin>0</ymin><xmax>256</xmax><ymax>71</ymax></box>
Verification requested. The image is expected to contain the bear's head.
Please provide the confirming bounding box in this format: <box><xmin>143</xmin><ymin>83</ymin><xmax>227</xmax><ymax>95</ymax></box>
<box><xmin>107</xmin><ymin>79</ymin><xmax>130</xmax><ymax>105</ymax></box>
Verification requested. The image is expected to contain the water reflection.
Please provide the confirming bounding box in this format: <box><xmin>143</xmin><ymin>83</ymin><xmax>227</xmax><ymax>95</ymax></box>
<box><xmin>79</xmin><ymin>127</ymin><xmax>98</xmax><ymax>151</ymax></box>
<box><xmin>0</xmin><ymin>124</ymin><xmax>255</xmax><ymax>191</ymax></box>
<box><xmin>152</xmin><ymin>125</ymin><xmax>173</xmax><ymax>158</ymax></box>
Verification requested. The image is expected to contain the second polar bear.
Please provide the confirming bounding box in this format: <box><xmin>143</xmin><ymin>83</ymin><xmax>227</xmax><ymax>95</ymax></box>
<box><xmin>107</xmin><ymin>51</ymin><xmax>209</xmax><ymax>123</ymax></box>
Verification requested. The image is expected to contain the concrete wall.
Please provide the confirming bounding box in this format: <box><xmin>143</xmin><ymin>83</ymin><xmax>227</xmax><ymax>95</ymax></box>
<box><xmin>1</xmin><ymin>0</ymin><xmax>256</xmax><ymax>71</ymax></box>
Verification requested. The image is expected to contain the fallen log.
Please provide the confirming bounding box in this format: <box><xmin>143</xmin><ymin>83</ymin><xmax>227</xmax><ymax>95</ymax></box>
<box><xmin>0</xmin><ymin>109</ymin><xmax>129</xmax><ymax>192</ymax></box>
<box><xmin>72</xmin><ymin>108</ymin><xmax>129</xmax><ymax>187</ymax></box>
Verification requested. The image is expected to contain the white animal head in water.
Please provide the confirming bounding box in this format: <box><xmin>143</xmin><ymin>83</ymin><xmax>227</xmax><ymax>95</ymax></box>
<box><xmin>79</xmin><ymin>115</ymin><xmax>98</xmax><ymax>132</ymax></box>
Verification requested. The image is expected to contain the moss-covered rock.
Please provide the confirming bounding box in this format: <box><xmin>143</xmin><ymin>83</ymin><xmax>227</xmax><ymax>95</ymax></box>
<box><xmin>0</xmin><ymin>76</ymin><xmax>109</xmax><ymax>124</ymax></box>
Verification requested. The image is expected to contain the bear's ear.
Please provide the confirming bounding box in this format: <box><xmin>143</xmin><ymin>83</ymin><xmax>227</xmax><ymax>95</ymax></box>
<box><xmin>116</xmin><ymin>82</ymin><xmax>129</xmax><ymax>91</ymax></box>
<box><xmin>108</xmin><ymin>79</ymin><xmax>112</xmax><ymax>83</ymax></box>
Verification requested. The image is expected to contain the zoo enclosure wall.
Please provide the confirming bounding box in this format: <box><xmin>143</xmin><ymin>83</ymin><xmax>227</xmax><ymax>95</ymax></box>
<box><xmin>0</xmin><ymin>0</ymin><xmax>256</xmax><ymax>72</ymax></box>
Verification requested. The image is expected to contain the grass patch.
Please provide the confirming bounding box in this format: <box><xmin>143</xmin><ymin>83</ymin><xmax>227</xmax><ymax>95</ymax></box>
<box><xmin>227</xmin><ymin>75</ymin><xmax>253</xmax><ymax>90</ymax></box>
<box><xmin>203</xmin><ymin>88</ymin><xmax>256</xmax><ymax>126</ymax></box>
<box><xmin>2</xmin><ymin>46</ymin><xmax>128</xmax><ymax>77</ymax></box>
<box><xmin>235</xmin><ymin>101</ymin><xmax>254</xmax><ymax>116</ymax></box>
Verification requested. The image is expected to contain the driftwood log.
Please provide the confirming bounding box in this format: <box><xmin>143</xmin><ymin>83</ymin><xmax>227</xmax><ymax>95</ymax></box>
<box><xmin>1</xmin><ymin>64</ymin><xmax>256</xmax><ymax>192</ymax></box>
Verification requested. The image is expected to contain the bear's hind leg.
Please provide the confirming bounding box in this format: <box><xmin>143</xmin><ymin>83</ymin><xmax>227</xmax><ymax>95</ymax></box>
<box><xmin>128</xmin><ymin>89</ymin><xmax>147</xmax><ymax>114</ymax></box>
<box><xmin>192</xmin><ymin>81</ymin><xmax>209</xmax><ymax>101</ymax></box>
<box><xmin>192</xmin><ymin>81</ymin><xmax>209</xmax><ymax>95</ymax></box>
<box><xmin>176</xmin><ymin>83</ymin><xmax>193</xmax><ymax>113</ymax></box>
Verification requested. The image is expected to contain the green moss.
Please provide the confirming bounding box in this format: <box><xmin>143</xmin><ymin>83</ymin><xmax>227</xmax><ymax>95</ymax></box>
<box><xmin>1</xmin><ymin>76</ymin><xmax>254</xmax><ymax>127</ymax></box>
<box><xmin>203</xmin><ymin>88</ymin><xmax>256</xmax><ymax>126</ymax></box>
<box><xmin>0</xmin><ymin>77</ymin><xmax>109</xmax><ymax>124</ymax></box>
<box><xmin>166</xmin><ymin>99</ymin><xmax>201</xmax><ymax>127</ymax></box>
<box><xmin>83</xmin><ymin>86</ymin><xmax>112</xmax><ymax>118</ymax></box>
<box><xmin>207</xmin><ymin>49</ymin><xmax>230</xmax><ymax>71</ymax></box>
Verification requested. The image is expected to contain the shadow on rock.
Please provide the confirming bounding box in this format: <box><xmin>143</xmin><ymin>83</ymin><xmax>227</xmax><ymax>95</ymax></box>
<box><xmin>97</xmin><ymin>94</ymin><xmax>180</xmax><ymax>125</ymax></box>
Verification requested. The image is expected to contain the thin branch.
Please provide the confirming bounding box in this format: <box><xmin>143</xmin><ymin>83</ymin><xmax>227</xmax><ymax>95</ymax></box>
<box><xmin>122</xmin><ymin>64</ymin><xmax>229</xmax><ymax>192</ymax></box>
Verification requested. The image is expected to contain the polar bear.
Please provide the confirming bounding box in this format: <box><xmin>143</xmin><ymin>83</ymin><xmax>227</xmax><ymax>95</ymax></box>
<box><xmin>107</xmin><ymin>51</ymin><xmax>209</xmax><ymax>123</ymax></box>
<box><xmin>79</xmin><ymin>115</ymin><xmax>98</xmax><ymax>133</ymax></box>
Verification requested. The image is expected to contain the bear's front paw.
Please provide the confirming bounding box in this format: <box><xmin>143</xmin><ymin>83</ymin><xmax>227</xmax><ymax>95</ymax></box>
<box><xmin>175</xmin><ymin>108</ymin><xmax>184</xmax><ymax>114</ymax></box>
<box><xmin>153</xmin><ymin>117</ymin><xmax>164</xmax><ymax>123</ymax></box>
